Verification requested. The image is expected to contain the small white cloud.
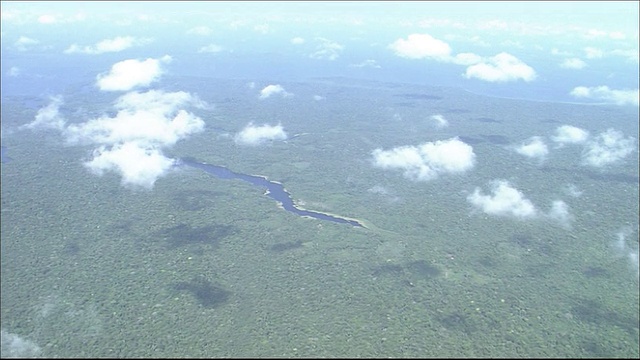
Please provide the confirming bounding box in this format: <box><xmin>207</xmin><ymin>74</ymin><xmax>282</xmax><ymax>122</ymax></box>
<box><xmin>565</xmin><ymin>184</ymin><xmax>583</xmax><ymax>198</ymax></box>
<box><xmin>310</xmin><ymin>37</ymin><xmax>343</xmax><ymax>60</ymax></box>
<box><xmin>253</xmin><ymin>24</ymin><xmax>270</xmax><ymax>34</ymax></box>
<box><xmin>64</xmin><ymin>36</ymin><xmax>148</xmax><ymax>55</ymax></box>
<box><xmin>20</xmin><ymin>96</ymin><xmax>66</xmax><ymax>131</ymax></box>
<box><xmin>38</xmin><ymin>14</ymin><xmax>57</xmax><ymax>24</ymax></box>
<box><xmin>350</xmin><ymin>59</ymin><xmax>381</xmax><ymax>68</ymax></box>
<box><xmin>584</xmin><ymin>47</ymin><xmax>604</xmax><ymax>59</ymax></box>
<box><xmin>371</xmin><ymin>137</ymin><xmax>475</xmax><ymax>181</ymax></box>
<box><xmin>259</xmin><ymin>84</ymin><xmax>292</xmax><ymax>99</ymax></box>
<box><xmin>14</xmin><ymin>36</ymin><xmax>38</xmax><ymax>51</ymax></box>
<box><xmin>546</xmin><ymin>200</ymin><xmax>573</xmax><ymax>228</ymax></box>
<box><xmin>291</xmin><ymin>37</ymin><xmax>305</xmax><ymax>45</ymax></box>
<box><xmin>313</xmin><ymin>95</ymin><xmax>325</xmax><ymax>101</ymax></box>
<box><xmin>613</xmin><ymin>229</ymin><xmax>640</xmax><ymax>279</ymax></box>
<box><xmin>467</xmin><ymin>180</ymin><xmax>538</xmax><ymax>219</ymax></box>
<box><xmin>388</xmin><ymin>33</ymin><xmax>451</xmax><ymax>60</ymax></box>
<box><xmin>552</xmin><ymin>125</ymin><xmax>590</xmax><ymax>146</ymax></box>
<box><xmin>234</xmin><ymin>123</ymin><xmax>287</xmax><ymax>146</ymax></box>
<box><xmin>560</xmin><ymin>58</ymin><xmax>587</xmax><ymax>69</ymax></box>
<box><xmin>464</xmin><ymin>52</ymin><xmax>536</xmax><ymax>82</ymax></box>
<box><xmin>430</xmin><ymin>114</ymin><xmax>449</xmax><ymax>129</ymax></box>
<box><xmin>6</xmin><ymin>66</ymin><xmax>20</xmax><ymax>77</ymax></box>
<box><xmin>96</xmin><ymin>55</ymin><xmax>171</xmax><ymax>92</ymax></box>
<box><xmin>515</xmin><ymin>136</ymin><xmax>548</xmax><ymax>162</ymax></box>
<box><xmin>570</xmin><ymin>86</ymin><xmax>639</xmax><ymax>106</ymax></box>
<box><xmin>0</xmin><ymin>329</ymin><xmax>41</xmax><ymax>358</ymax></box>
<box><xmin>187</xmin><ymin>26</ymin><xmax>212</xmax><ymax>36</ymax></box>
<box><xmin>551</xmin><ymin>48</ymin><xmax>573</xmax><ymax>57</ymax></box>
<box><xmin>198</xmin><ymin>44</ymin><xmax>223</xmax><ymax>53</ymax></box>
<box><xmin>368</xmin><ymin>185</ymin><xmax>389</xmax><ymax>195</ymax></box>
<box><xmin>610</xmin><ymin>48</ymin><xmax>639</xmax><ymax>63</ymax></box>
<box><xmin>581</xmin><ymin>128</ymin><xmax>637</xmax><ymax>167</ymax></box>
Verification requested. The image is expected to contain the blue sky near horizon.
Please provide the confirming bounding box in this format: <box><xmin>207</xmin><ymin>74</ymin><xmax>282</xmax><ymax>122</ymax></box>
<box><xmin>1</xmin><ymin>1</ymin><xmax>639</xmax><ymax>104</ymax></box>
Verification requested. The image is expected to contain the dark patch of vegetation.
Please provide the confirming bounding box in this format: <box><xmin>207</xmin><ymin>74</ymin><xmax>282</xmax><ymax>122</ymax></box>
<box><xmin>269</xmin><ymin>240</ymin><xmax>303</xmax><ymax>253</ymax></box>
<box><xmin>481</xmin><ymin>134</ymin><xmax>510</xmax><ymax>145</ymax></box>
<box><xmin>571</xmin><ymin>298</ymin><xmax>639</xmax><ymax>336</ymax></box>
<box><xmin>406</xmin><ymin>260</ymin><xmax>441</xmax><ymax>278</ymax></box>
<box><xmin>158</xmin><ymin>223</ymin><xmax>237</xmax><ymax>249</ymax></box>
<box><xmin>477</xmin><ymin>256</ymin><xmax>498</xmax><ymax>268</ymax></box>
<box><xmin>473</xmin><ymin>117</ymin><xmax>502</xmax><ymax>123</ymax></box>
<box><xmin>62</xmin><ymin>241</ymin><xmax>80</xmax><ymax>256</ymax></box>
<box><xmin>394</xmin><ymin>93</ymin><xmax>443</xmax><ymax>100</ymax></box>
<box><xmin>457</xmin><ymin>136</ymin><xmax>484</xmax><ymax>145</ymax></box>
<box><xmin>172</xmin><ymin>189</ymin><xmax>223</xmax><ymax>211</ymax></box>
<box><xmin>444</xmin><ymin>108</ymin><xmax>471</xmax><ymax>114</ymax></box>
<box><xmin>371</xmin><ymin>263</ymin><xmax>405</xmax><ymax>277</ymax></box>
<box><xmin>436</xmin><ymin>311</ymin><xmax>477</xmax><ymax>334</ymax></box>
<box><xmin>173</xmin><ymin>275</ymin><xmax>231</xmax><ymax>309</ymax></box>
<box><xmin>581</xmin><ymin>266</ymin><xmax>610</xmax><ymax>279</ymax></box>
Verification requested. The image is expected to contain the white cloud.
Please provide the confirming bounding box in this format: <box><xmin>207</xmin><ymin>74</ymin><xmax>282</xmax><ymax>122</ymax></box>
<box><xmin>560</xmin><ymin>58</ymin><xmax>587</xmax><ymax>69</ymax></box>
<box><xmin>350</xmin><ymin>59</ymin><xmax>381</xmax><ymax>68</ymax></box>
<box><xmin>1</xmin><ymin>329</ymin><xmax>41</xmax><ymax>358</ymax></box>
<box><xmin>551</xmin><ymin>48</ymin><xmax>573</xmax><ymax>57</ymax></box>
<box><xmin>259</xmin><ymin>84</ymin><xmax>292</xmax><ymax>99</ymax></box>
<box><xmin>467</xmin><ymin>180</ymin><xmax>538</xmax><ymax>219</ymax></box>
<box><xmin>388</xmin><ymin>33</ymin><xmax>451</xmax><ymax>60</ymax></box>
<box><xmin>6</xmin><ymin>66</ymin><xmax>20</xmax><ymax>77</ymax></box>
<box><xmin>610</xmin><ymin>48</ymin><xmax>639</xmax><ymax>63</ymax></box>
<box><xmin>187</xmin><ymin>26</ymin><xmax>212</xmax><ymax>36</ymax></box>
<box><xmin>546</xmin><ymin>200</ymin><xmax>573</xmax><ymax>228</ymax></box>
<box><xmin>310</xmin><ymin>37</ymin><xmax>343</xmax><ymax>60</ymax></box>
<box><xmin>552</xmin><ymin>125</ymin><xmax>590</xmax><ymax>146</ymax></box>
<box><xmin>64</xmin><ymin>90</ymin><xmax>206</xmax><ymax>189</ymax></box>
<box><xmin>313</xmin><ymin>95</ymin><xmax>325</xmax><ymax>101</ymax></box>
<box><xmin>570</xmin><ymin>86</ymin><xmax>639</xmax><ymax>106</ymax></box>
<box><xmin>430</xmin><ymin>114</ymin><xmax>449</xmax><ymax>129</ymax></box>
<box><xmin>234</xmin><ymin>123</ymin><xmax>287</xmax><ymax>146</ymax></box>
<box><xmin>253</xmin><ymin>24</ymin><xmax>270</xmax><ymax>34</ymax></box>
<box><xmin>451</xmin><ymin>52</ymin><xmax>483</xmax><ymax>66</ymax></box>
<box><xmin>66</xmin><ymin>90</ymin><xmax>205</xmax><ymax>146</ymax></box>
<box><xmin>584</xmin><ymin>46</ymin><xmax>604</xmax><ymax>59</ymax></box>
<box><xmin>291</xmin><ymin>37</ymin><xmax>305</xmax><ymax>45</ymax></box>
<box><xmin>38</xmin><ymin>14</ymin><xmax>57</xmax><ymax>24</ymax></box>
<box><xmin>464</xmin><ymin>52</ymin><xmax>536</xmax><ymax>82</ymax></box>
<box><xmin>613</xmin><ymin>229</ymin><xmax>640</xmax><ymax>279</ymax></box>
<box><xmin>371</xmin><ymin>137</ymin><xmax>475</xmax><ymax>181</ymax></box>
<box><xmin>515</xmin><ymin>136</ymin><xmax>549</xmax><ymax>161</ymax></box>
<box><xmin>198</xmin><ymin>44</ymin><xmax>223</xmax><ymax>53</ymax></box>
<box><xmin>14</xmin><ymin>36</ymin><xmax>38</xmax><ymax>51</ymax></box>
<box><xmin>581</xmin><ymin>128</ymin><xmax>637</xmax><ymax>167</ymax></box>
<box><xmin>20</xmin><ymin>96</ymin><xmax>66</xmax><ymax>131</ymax></box>
<box><xmin>96</xmin><ymin>55</ymin><xmax>171</xmax><ymax>92</ymax></box>
<box><xmin>86</xmin><ymin>142</ymin><xmax>176</xmax><ymax>189</ymax></box>
<box><xmin>64</xmin><ymin>36</ymin><xmax>149</xmax><ymax>54</ymax></box>
<box><xmin>565</xmin><ymin>184</ymin><xmax>583</xmax><ymax>198</ymax></box>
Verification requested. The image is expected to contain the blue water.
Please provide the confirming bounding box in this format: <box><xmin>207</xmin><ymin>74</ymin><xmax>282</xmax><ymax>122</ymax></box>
<box><xmin>180</xmin><ymin>157</ymin><xmax>365</xmax><ymax>228</ymax></box>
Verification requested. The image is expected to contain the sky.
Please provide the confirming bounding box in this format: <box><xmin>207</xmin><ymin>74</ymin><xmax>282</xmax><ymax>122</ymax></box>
<box><xmin>2</xmin><ymin>1</ymin><xmax>638</xmax><ymax>104</ymax></box>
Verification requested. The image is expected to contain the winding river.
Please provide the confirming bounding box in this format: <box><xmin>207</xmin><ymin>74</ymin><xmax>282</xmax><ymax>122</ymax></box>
<box><xmin>179</xmin><ymin>157</ymin><xmax>366</xmax><ymax>228</ymax></box>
